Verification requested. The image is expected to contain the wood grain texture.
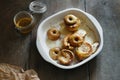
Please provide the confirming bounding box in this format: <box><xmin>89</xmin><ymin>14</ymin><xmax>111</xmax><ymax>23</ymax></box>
<box><xmin>0</xmin><ymin>0</ymin><xmax>33</xmax><ymax>69</ymax></box>
<box><xmin>0</xmin><ymin>0</ymin><xmax>120</xmax><ymax>80</ymax></box>
<box><xmin>86</xmin><ymin>0</ymin><xmax>120</xmax><ymax>80</ymax></box>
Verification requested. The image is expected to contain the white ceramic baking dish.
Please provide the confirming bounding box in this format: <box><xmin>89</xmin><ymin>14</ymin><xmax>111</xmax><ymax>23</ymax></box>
<box><xmin>36</xmin><ymin>8</ymin><xmax>103</xmax><ymax>69</ymax></box>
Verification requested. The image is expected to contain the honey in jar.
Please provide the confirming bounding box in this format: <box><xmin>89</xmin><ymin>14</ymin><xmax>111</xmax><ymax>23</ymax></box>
<box><xmin>16</xmin><ymin>17</ymin><xmax>32</xmax><ymax>28</ymax></box>
<box><xmin>14</xmin><ymin>11</ymin><xmax>35</xmax><ymax>34</ymax></box>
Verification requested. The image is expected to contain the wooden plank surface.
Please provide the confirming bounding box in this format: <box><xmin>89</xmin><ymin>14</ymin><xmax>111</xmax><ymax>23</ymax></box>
<box><xmin>86</xmin><ymin>0</ymin><xmax>120</xmax><ymax>80</ymax></box>
<box><xmin>0</xmin><ymin>0</ymin><xmax>120</xmax><ymax>80</ymax></box>
<box><xmin>0</xmin><ymin>0</ymin><xmax>33</xmax><ymax>69</ymax></box>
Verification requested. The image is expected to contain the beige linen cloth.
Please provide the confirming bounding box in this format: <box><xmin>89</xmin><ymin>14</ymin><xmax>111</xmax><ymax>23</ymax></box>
<box><xmin>0</xmin><ymin>63</ymin><xmax>40</xmax><ymax>80</ymax></box>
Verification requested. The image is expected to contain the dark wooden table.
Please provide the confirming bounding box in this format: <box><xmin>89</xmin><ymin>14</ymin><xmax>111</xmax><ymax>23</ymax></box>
<box><xmin>0</xmin><ymin>0</ymin><xmax>120</xmax><ymax>80</ymax></box>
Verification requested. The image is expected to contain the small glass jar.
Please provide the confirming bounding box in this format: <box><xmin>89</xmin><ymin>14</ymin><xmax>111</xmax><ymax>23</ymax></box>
<box><xmin>29</xmin><ymin>0</ymin><xmax>47</xmax><ymax>13</ymax></box>
<box><xmin>14</xmin><ymin>11</ymin><xmax>35</xmax><ymax>34</ymax></box>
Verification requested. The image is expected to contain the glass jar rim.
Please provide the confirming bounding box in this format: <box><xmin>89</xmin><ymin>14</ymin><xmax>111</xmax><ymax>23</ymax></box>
<box><xmin>29</xmin><ymin>1</ymin><xmax>47</xmax><ymax>13</ymax></box>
